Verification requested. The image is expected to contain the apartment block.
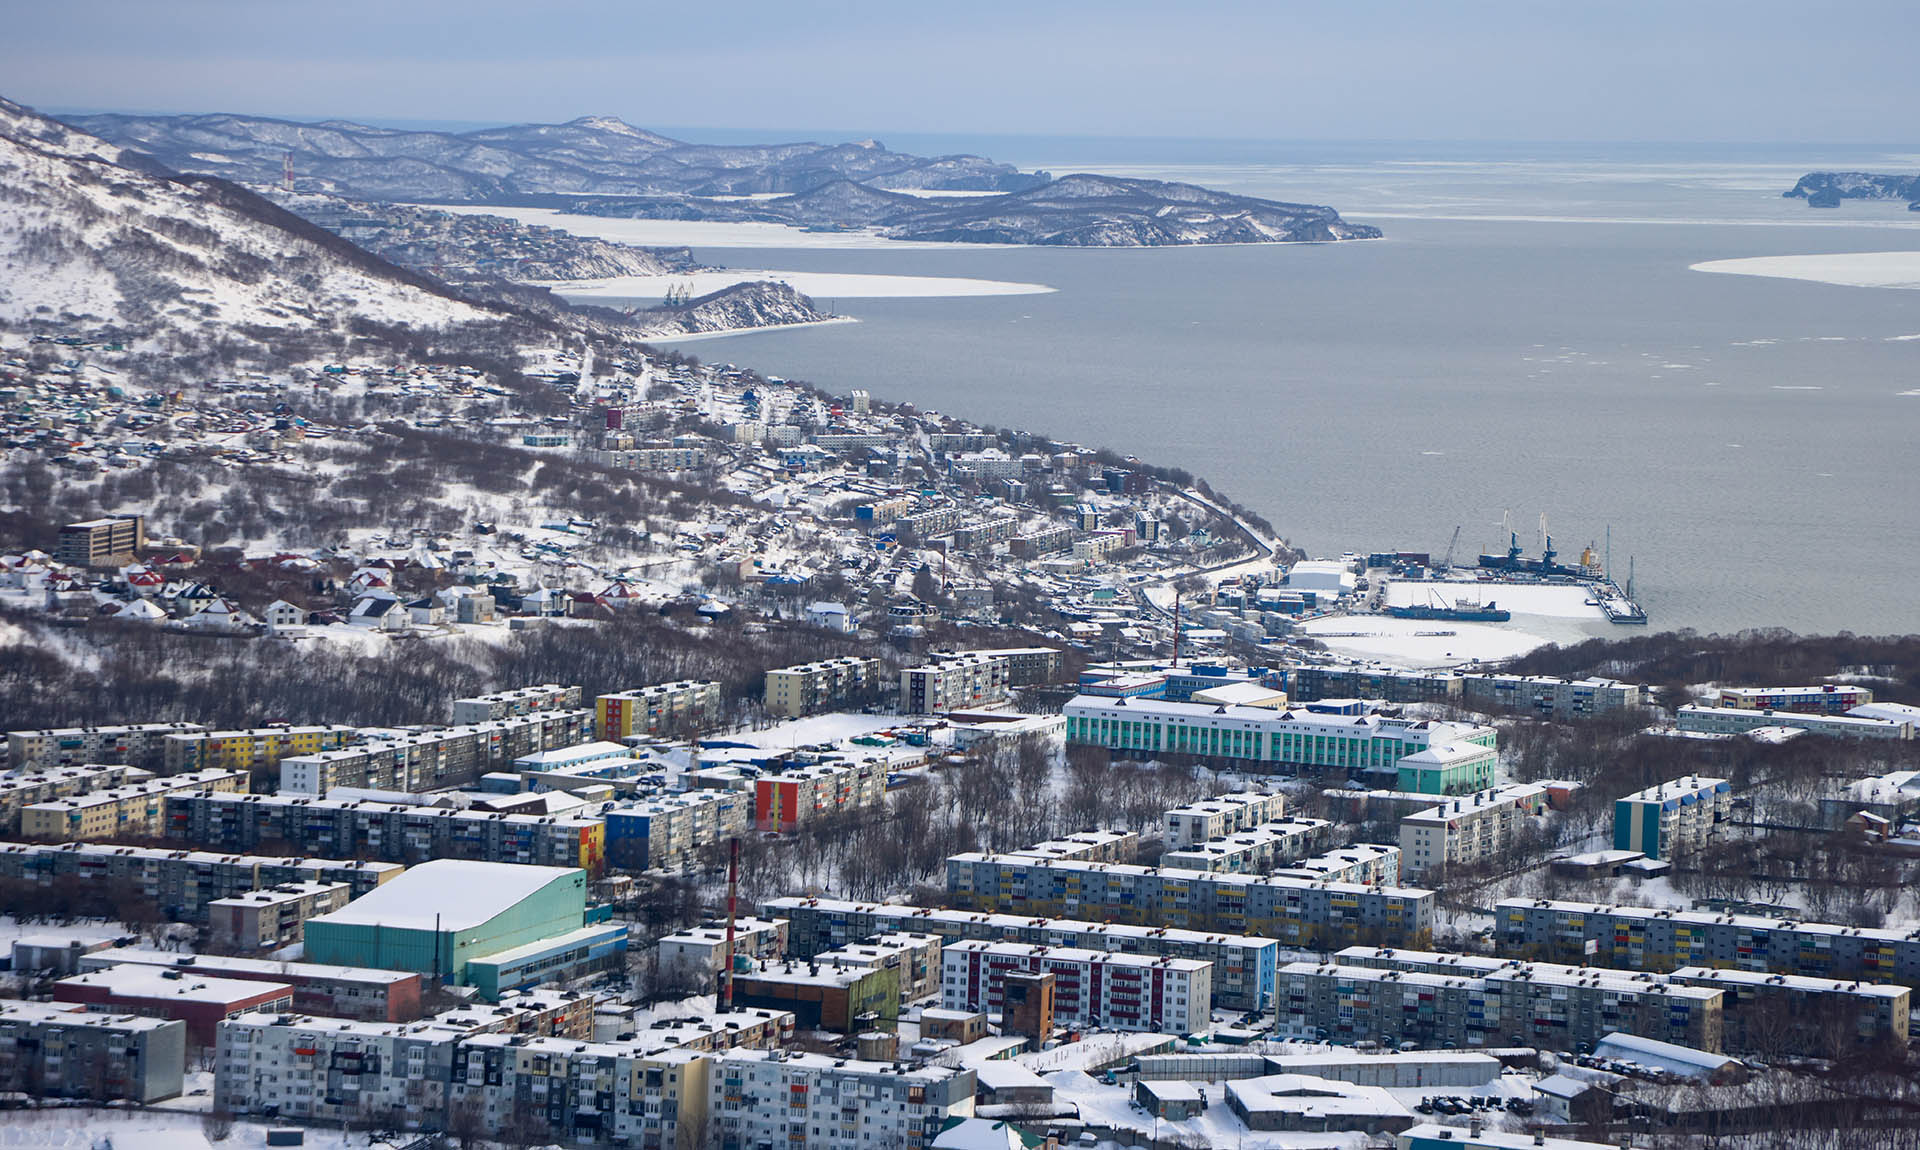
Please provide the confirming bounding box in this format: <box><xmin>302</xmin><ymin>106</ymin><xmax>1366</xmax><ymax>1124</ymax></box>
<box><xmin>1454</xmin><ymin>673</ymin><xmax>1645</xmax><ymax>718</ymax></box>
<box><xmin>944</xmin><ymin>853</ymin><xmax>1434</xmax><ymax>949</ymax></box>
<box><xmin>659</xmin><ymin>917</ymin><xmax>791</xmax><ymax>984</ymax></box>
<box><xmin>1158</xmin><ymin>816</ymin><xmax>1332</xmax><ymax>874</ymax></box>
<box><xmin>762</xmin><ymin>657</ymin><xmax>887</xmax><ymax>718</ymax></box>
<box><xmin>941</xmin><ymin>940</ymin><xmax>1211</xmax><ymax>1035</ymax></box>
<box><xmin>1671</xmin><ymin>966</ymin><xmax>1909</xmax><ymax>1057</ymax></box>
<box><xmin>765</xmin><ymin>896</ymin><xmax>1281</xmax><ymax>1012</ymax></box>
<box><xmin>1273</xmin><ymin>844</ymin><xmax>1402</xmax><ymax>887</ymax></box>
<box><xmin>729</xmin><ymin>961</ymin><xmax>899</xmax><ymax>1034</ymax></box>
<box><xmin>56</xmin><ymin>514</ymin><xmax>145</xmax><ymax>568</ymax></box>
<box><xmin>1399</xmin><ymin>783</ymin><xmax>1551</xmax><ymax>881</ymax></box>
<box><xmin>753</xmin><ymin>760</ymin><xmax>888</xmax><ymax>832</ymax></box>
<box><xmin>0</xmin><ymin>998</ymin><xmax>184</xmax><ymax>1102</ymax></box>
<box><xmin>604</xmin><ymin>789</ymin><xmax>750</xmax><ymax>872</ymax></box>
<box><xmin>1281</xmin><ymin>959</ymin><xmax>1723</xmax><ymax>1054</ymax></box>
<box><xmin>0</xmin><ymin>841</ymin><xmax>400</xmax><ymax>922</ymax></box>
<box><xmin>708</xmin><ymin>1049</ymin><xmax>976</xmax><ymax>1150</ymax></box>
<box><xmin>1613</xmin><ymin>776</ymin><xmax>1731</xmax><ymax>859</ymax></box>
<box><xmin>596</xmin><ymin>681</ymin><xmax>723</xmax><ymax>740</ymax></box>
<box><xmin>1717</xmin><ymin>684</ymin><xmax>1873</xmax><ymax>715</ymax></box>
<box><xmin>19</xmin><ymin>767</ymin><xmax>247</xmax><ymax>840</ymax></box>
<box><xmin>1337</xmin><ymin>947</ymin><xmax>1908</xmax><ymax>1058</ymax></box>
<box><xmin>207</xmin><ymin>880</ymin><xmax>353</xmax><ymax>951</ymax></box>
<box><xmin>900</xmin><ymin>654</ymin><xmax>1010</xmax><ymax>714</ymax></box>
<box><xmin>1007</xmin><ymin>829</ymin><xmax>1139</xmax><ymax>865</ymax></box>
<box><xmin>161</xmin><ymin>725</ymin><xmax>358</xmax><ymax>774</ymax></box>
<box><xmin>82</xmin><ymin>947</ymin><xmax>425</xmax><ymax>1022</ymax></box>
<box><xmin>278</xmin><ymin>709</ymin><xmax>590</xmax><ymax>794</ymax></box>
<box><xmin>1164</xmin><ymin>792</ymin><xmax>1288</xmax><ymax>850</ymax></box>
<box><xmin>7</xmin><ymin>722</ymin><xmax>208</xmax><ymax>768</ymax></box>
<box><xmin>166</xmin><ymin>791</ymin><xmax>606</xmax><ymax>874</ymax></box>
<box><xmin>1289</xmin><ymin>666</ymin><xmax>1464</xmax><ymax>706</ymax></box>
<box><xmin>605</xmin><ymin>789</ymin><xmax>750</xmax><ymax>871</ymax></box>
<box><xmin>451</xmin><ymin>683</ymin><xmax>585</xmax><ymax>724</ymax></box>
<box><xmin>816</xmin><ymin>931</ymin><xmax>945</xmax><ymax>1003</ymax></box>
<box><xmin>954</xmin><ymin>646</ymin><xmax>1065</xmax><ymax>687</ymax></box>
<box><xmin>1675</xmin><ymin>705</ymin><xmax>1913</xmax><ymax>741</ymax></box>
<box><xmin>0</xmin><ymin>764</ymin><xmax>152</xmax><ymax>834</ymax></box>
<box><xmin>1498</xmin><ymin>898</ymin><xmax>1920</xmax><ymax>982</ymax></box>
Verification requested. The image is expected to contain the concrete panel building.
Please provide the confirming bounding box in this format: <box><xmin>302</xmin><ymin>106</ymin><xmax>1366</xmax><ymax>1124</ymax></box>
<box><xmin>19</xmin><ymin>767</ymin><xmax>246</xmax><ymax>840</ymax></box>
<box><xmin>56</xmin><ymin>514</ymin><xmax>144</xmax><ymax>568</ymax></box>
<box><xmin>941</xmin><ymin>940</ymin><xmax>1211</xmax><ymax>1035</ymax></box>
<box><xmin>1158</xmin><ymin>817</ymin><xmax>1332</xmax><ymax>873</ymax></box>
<box><xmin>901</xmin><ymin>653</ymin><xmax>1010</xmax><ymax>714</ymax></box>
<box><xmin>54</xmin><ymin>965</ymin><xmax>293</xmax><ymax>1045</ymax></box>
<box><xmin>729</xmin><ymin>961</ymin><xmax>899</xmax><ymax>1034</ymax></box>
<box><xmin>765</xmin><ymin>896</ymin><xmax>1280</xmax><ymax>1012</ymax></box>
<box><xmin>0</xmin><ymin>998</ymin><xmax>184</xmax><ymax>1102</ymax></box>
<box><xmin>6</xmin><ymin>722</ymin><xmax>208</xmax><ymax>768</ymax></box>
<box><xmin>0</xmin><ymin>764</ymin><xmax>152</xmax><ymax>834</ymax></box>
<box><xmin>207</xmin><ymin>880</ymin><xmax>352</xmax><ymax>951</ymax></box>
<box><xmin>944</xmin><ymin>853</ymin><xmax>1434</xmax><ymax>950</ymax></box>
<box><xmin>707</xmin><ymin>1049</ymin><xmax>975</xmax><ymax>1150</ymax></box>
<box><xmin>0</xmin><ymin>841</ymin><xmax>400</xmax><ymax>922</ymax></box>
<box><xmin>451</xmin><ymin>683</ymin><xmax>584</xmax><ymax>724</ymax></box>
<box><xmin>1400</xmin><ymin>783</ymin><xmax>1551</xmax><ymax>881</ymax></box>
<box><xmin>161</xmin><ymin>725</ymin><xmax>357</xmax><ymax>774</ymax></box>
<box><xmin>1164</xmin><ymin>792</ymin><xmax>1287</xmax><ymax>850</ymax></box>
<box><xmin>595</xmin><ymin>680</ymin><xmax>722</xmax><ymax>741</ymax></box>
<box><xmin>762</xmin><ymin>657</ymin><xmax>887</xmax><ymax>718</ymax></box>
<box><xmin>1614</xmin><ymin>776</ymin><xmax>1731</xmax><ymax>859</ymax></box>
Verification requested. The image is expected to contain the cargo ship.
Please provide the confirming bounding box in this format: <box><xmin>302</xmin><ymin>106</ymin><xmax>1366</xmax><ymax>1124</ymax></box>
<box><xmin>1387</xmin><ymin>599</ymin><xmax>1511</xmax><ymax>623</ymax></box>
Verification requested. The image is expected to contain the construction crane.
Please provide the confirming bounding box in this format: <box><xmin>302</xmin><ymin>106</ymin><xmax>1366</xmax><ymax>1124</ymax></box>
<box><xmin>1440</xmin><ymin>525</ymin><xmax>1461</xmax><ymax>572</ymax></box>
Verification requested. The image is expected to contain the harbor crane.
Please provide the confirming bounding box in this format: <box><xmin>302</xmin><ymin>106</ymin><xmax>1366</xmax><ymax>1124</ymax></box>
<box><xmin>1440</xmin><ymin>525</ymin><xmax>1461</xmax><ymax>572</ymax></box>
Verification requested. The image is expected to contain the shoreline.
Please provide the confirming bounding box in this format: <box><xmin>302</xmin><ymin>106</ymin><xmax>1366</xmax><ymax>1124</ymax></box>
<box><xmin>549</xmin><ymin>270</ymin><xmax>1057</xmax><ymax>300</ymax></box>
<box><xmin>639</xmin><ymin>315</ymin><xmax>862</xmax><ymax>343</ymax></box>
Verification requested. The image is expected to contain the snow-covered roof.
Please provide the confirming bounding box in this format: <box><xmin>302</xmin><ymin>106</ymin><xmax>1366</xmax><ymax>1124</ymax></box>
<box><xmin>307</xmin><ymin>859</ymin><xmax>579</xmax><ymax>932</ymax></box>
<box><xmin>1591</xmin><ymin>1032</ymin><xmax>1738</xmax><ymax>1078</ymax></box>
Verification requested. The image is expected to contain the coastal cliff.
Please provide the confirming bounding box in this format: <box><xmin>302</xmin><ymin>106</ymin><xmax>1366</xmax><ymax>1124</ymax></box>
<box><xmin>1784</xmin><ymin>171</ymin><xmax>1920</xmax><ymax>209</ymax></box>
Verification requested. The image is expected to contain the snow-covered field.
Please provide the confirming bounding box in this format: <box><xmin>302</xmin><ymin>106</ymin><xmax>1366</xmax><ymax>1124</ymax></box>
<box><xmin>1692</xmin><ymin>250</ymin><xmax>1920</xmax><ymax>290</ymax></box>
<box><xmin>0</xmin><ymin>1109</ymin><xmax>380</xmax><ymax>1150</ymax></box>
<box><xmin>550</xmin><ymin>269</ymin><xmax>1055</xmax><ymax>300</ymax></box>
<box><xmin>1300</xmin><ymin>615</ymin><xmax>1551</xmax><ymax>667</ymax></box>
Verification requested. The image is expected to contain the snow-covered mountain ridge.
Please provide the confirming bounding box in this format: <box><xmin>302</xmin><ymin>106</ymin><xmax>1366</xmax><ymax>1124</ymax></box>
<box><xmin>0</xmin><ymin>96</ymin><xmax>499</xmax><ymax>348</ymax></box>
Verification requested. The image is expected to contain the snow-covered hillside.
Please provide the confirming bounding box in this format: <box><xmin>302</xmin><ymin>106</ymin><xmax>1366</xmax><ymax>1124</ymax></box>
<box><xmin>0</xmin><ymin>97</ymin><xmax>497</xmax><ymax>342</ymax></box>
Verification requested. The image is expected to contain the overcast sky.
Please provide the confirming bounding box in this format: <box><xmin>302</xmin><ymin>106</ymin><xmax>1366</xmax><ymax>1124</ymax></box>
<box><xmin>5</xmin><ymin>0</ymin><xmax>1915</xmax><ymax>144</ymax></box>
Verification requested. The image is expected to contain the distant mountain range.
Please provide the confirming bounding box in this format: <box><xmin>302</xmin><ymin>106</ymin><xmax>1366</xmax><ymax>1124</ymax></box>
<box><xmin>1784</xmin><ymin>171</ymin><xmax>1920</xmax><ymax>210</ymax></box>
<box><xmin>65</xmin><ymin>111</ymin><xmax>1047</xmax><ymax>200</ymax></box>
<box><xmin>69</xmin><ymin>111</ymin><xmax>1381</xmax><ymax>247</ymax></box>
<box><xmin>0</xmin><ymin>98</ymin><xmax>828</xmax><ymax>354</ymax></box>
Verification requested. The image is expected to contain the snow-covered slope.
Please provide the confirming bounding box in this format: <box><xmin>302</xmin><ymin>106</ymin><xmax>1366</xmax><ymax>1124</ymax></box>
<box><xmin>0</xmin><ymin>96</ymin><xmax>496</xmax><ymax>340</ymax></box>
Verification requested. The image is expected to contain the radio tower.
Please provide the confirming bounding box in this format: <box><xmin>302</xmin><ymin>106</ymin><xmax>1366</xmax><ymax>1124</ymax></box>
<box><xmin>720</xmin><ymin>837</ymin><xmax>740</xmax><ymax>1011</ymax></box>
<box><xmin>282</xmin><ymin>152</ymin><xmax>295</xmax><ymax>193</ymax></box>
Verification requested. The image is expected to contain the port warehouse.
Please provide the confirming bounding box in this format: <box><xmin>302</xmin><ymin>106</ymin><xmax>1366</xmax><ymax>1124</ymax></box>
<box><xmin>766</xmin><ymin>896</ymin><xmax>1282</xmax><ymax>1011</ymax></box>
<box><xmin>1062</xmin><ymin>696</ymin><xmax>1497</xmax><ymax>787</ymax></box>
<box><xmin>1498</xmin><ymin>898</ymin><xmax>1920</xmax><ymax>982</ymax></box>
<box><xmin>0</xmin><ymin>840</ymin><xmax>401</xmax><ymax>921</ymax></box>
<box><xmin>945</xmin><ymin>853</ymin><xmax>1434</xmax><ymax>949</ymax></box>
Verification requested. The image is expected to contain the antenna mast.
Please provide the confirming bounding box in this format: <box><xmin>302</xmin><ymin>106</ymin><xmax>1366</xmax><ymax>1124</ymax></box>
<box><xmin>282</xmin><ymin>152</ymin><xmax>295</xmax><ymax>193</ymax></box>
